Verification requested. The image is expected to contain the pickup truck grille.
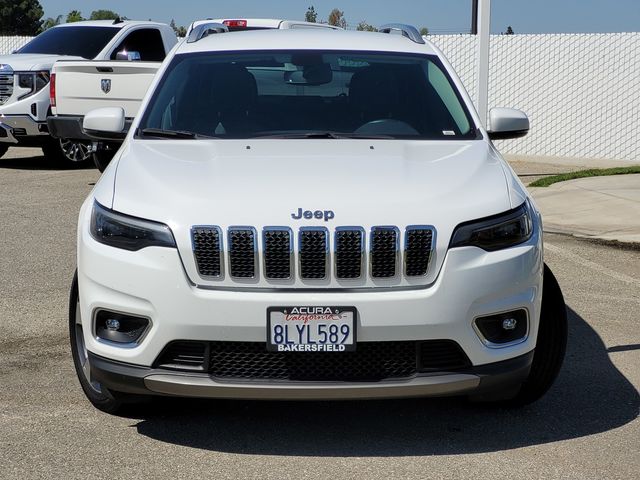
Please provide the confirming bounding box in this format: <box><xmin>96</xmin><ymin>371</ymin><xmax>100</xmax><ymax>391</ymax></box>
<box><xmin>191</xmin><ymin>225</ymin><xmax>435</xmax><ymax>284</ymax></box>
<box><xmin>0</xmin><ymin>73</ymin><xmax>13</xmax><ymax>105</ymax></box>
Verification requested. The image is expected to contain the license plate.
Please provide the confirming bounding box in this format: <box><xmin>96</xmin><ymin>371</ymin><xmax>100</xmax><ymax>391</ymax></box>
<box><xmin>267</xmin><ymin>306</ymin><xmax>356</xmax><ymax>352</ymax></box>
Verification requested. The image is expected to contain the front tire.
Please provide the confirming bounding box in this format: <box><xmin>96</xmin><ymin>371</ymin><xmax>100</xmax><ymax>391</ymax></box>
<box><xmin>69</xmin><ymin>272</ymin><xmax>146</xmax><ymax>414</ymax></box>
<box><xmin>509</xmin><ymin>264</ymin><xmax>568</xmax><ymax>405</ymax></box>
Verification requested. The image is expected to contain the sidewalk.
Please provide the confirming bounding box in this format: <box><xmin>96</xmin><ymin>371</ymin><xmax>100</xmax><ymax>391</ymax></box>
<box><xmin>528</xmin><ymin>174</ymin><xmax>640</xmax><ymax>244</ymax></box>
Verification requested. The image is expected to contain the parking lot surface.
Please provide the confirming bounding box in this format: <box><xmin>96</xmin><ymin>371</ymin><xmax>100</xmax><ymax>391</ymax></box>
<box><xmin>1</xmin><ymin>147</ymin><xmax>638</xmax><ymax>479</ymax></box>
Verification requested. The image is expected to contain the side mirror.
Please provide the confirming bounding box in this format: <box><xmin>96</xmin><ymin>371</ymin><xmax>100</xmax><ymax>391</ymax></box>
<box><xmin>115</xmin><ymin>50</ymin><xmax>141</xmax><ymax>61</ymax></box>
<box><xmin>487</xmin><ymin>108</ymin><xmax>529</xmax><ymax>140</ymax></box>
<box><xmin>83</xmin><ymin>107</ymin><xmax>126</xmax><ymax>139</ymax></box>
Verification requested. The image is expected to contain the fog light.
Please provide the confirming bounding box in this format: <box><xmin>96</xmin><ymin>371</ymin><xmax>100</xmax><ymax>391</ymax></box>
<box><xmin>95</xmin><ymin>310</ymin><xmax>150</xmax><ymax>344</ymax></box>
<box><xmin>105</xmin><ymin>318</ymin><xmax>120</xmax><ymax>331</ymax></box>
<box><xmin>502</xmin><ymin>318</ymin><xmax>517</xmax><ymax>330</ymax></box>
<box><xmin>475</xmin><ymin>309</ymin><xmax>528</xmax><ymax>346</ymax></box>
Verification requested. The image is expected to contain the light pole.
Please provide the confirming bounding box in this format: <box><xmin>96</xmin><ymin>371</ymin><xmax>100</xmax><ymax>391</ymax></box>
<box><xmin>475</xmin><ymin>0</ymin><xmax>491</xmax><ymax>127</ymax></box>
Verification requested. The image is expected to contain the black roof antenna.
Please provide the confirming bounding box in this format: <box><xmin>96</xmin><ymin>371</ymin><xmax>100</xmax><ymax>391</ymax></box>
<box><xmin>113</xmin><ymin>17</ymin><xmax>124</xmax><ymax>25</ymax></box>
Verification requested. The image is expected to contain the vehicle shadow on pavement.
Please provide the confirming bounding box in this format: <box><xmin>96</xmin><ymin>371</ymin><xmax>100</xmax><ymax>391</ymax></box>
<box><xmin>133</xmin><ymin>307</ymin><xmax>639</xmax><ymax>456</ymax></box>
<box><xmin>0</xmin><ymin>153</ymin><xmax>93</xmax><ymax>171</ymax></box>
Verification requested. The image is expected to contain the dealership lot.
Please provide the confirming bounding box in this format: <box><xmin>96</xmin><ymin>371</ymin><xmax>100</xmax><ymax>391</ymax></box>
<box><xmin>0</xmin><ymin>147</ymin><xmax>638</xmax><ymax>479</ymax></box>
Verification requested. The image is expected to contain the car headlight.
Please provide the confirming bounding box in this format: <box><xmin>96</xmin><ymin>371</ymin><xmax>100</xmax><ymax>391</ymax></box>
<box><xmin>17</xmin><ymin>71</ymin><xmax>50</xmax><ymax>99</ymax></box>
<box><xmin>449</xmin><ymin>201</ymin><xmax>534</xmax><ymax>251</ymax></box>
<box><xmin>90</xmin><ymin>201</ymin><xmax>176</xmax><ymax>251</ymax></box>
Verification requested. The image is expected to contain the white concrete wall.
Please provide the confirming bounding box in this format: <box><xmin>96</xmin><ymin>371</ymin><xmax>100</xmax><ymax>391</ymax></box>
<box><xmin>0</xmin><ymin>36</ymin><xmax>33</xmax><ymax>55</ymax></box>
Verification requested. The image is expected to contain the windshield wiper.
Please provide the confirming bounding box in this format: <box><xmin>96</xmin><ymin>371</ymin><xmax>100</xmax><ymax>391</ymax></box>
<box><xmin>138</xmin><ymin>128</ymin><xmax>215</xmax><ymax>139</ymax></box>
<box><xmin>251</xmin><ymin>131</ymin><xmax>394</xmax><ymax>140</ymax></box>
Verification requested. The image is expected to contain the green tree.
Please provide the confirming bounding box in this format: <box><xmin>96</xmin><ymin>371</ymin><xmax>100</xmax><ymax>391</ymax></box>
<box><xmin>66</xmin><ymin>10</ymin><xmax>84</xmax><ymax>23</ymax></box>
<box><xmin>89</xmin><ymin>9</ymin><xmax>119</xmax><ymax>20</ymax></box>
<box><xmin>170</xmin><ymin>19</ymin><xmax>186</xmax><ymax>37</ymax></box>
<box><xmin>41</xmin><ymin>14</ymin><xmax>62</xmax><ymax>30</ymax></box>
<box><xmin>0</xmin><ymin>0</ymin><xmax>44</xmax><ymax>35</ymax></box>
<box><xmin>327</xmin><ymin>8</ymin><xmax>346</xmax><ymax>29</ymax></box>
<box><xmin>305</xmin><ymin>6</ymin><xmax>317</xmax><ymax>23</ymax></box>
<box><xmin>356</xmin><ymin>21</ymin><xmax>376</xmax><ymax>32</ymax></box>
<box><xmin>419</xmin><ymin>27</ymin><xmax>429</xmax><ymax>36</ymax></box>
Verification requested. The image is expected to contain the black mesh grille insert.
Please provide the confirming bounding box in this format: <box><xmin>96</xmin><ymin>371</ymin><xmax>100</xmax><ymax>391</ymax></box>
<box><xmin>209</xmin><ymin>341</ymin><xmax>418</xmax><ymax>381</ymax></box>
<box><xmin>419</xmin><ymin>340</ymin><xmax>470</xmax><ymax>371</ymax></box>
<box><xmin>335</xmin><ymin>229</ymin><xmax>364</xmax><ymax>279</ymax></box>
<box><xmin>405</xmin><ymin>228</ymin><xmax>434</xmax><ymax>276</ymax></box>
<box><xmin>192</xmin><ymin>227</ymin><xmax>221</xmax><ymax>277</ymax></box>
<box><xmin>156</xmin><ymin>341</ymin><xmax>207</xmax><ymax>371</ymax></box>
<box><xmin>228</xmin><ymin>228</ymin><xmax>256</xmax><ymax>278</ymax></box>
<box><xmin>299</xmin><ymin>229</ymin><xmax>327</xmax><ymax>279</ymax></box>
<box><xmin>155</xmin><ymin>340</ymin><xmax>471</xmax><ymax>379</ymax></box>
<box><xmin>370</xmin><ymin>228</ymin><xmax>398</xmax><ymax>278</ymax></box>
<box><xmin>263</xmin><ymin>229</ymin><xmax>291</xmax><ymax>279</ymax></box>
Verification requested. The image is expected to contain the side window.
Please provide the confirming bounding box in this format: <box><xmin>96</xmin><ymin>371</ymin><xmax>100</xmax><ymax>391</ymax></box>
<box><xmin>110</xmin><ymin>28</ymin><xmax>166</xmax><ymax>62</ymax></box>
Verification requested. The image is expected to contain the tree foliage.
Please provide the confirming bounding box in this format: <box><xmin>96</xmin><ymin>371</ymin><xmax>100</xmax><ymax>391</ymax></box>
<box><xmin>419</xmin><ymin>27</ymin><xmax>429</xmax><ymax>36</ymax></box>
<box><xmin>66</xmin><ymin>10</ymin><xmax>84</xmax><ymax>23</ymax></box>
<box><xmin>170</xmin><ymin>19</ymin><xmax>187</xmax><ymax>38</ymax></box>
<box><xmin>41</xmin><ymin>14</ymin><xmax>62</xmax><ymax>31</ymax></box>
<box><xmin>0</xmin><ymin>0</ymin><xmax>44</xmax><ymax>35</ymax></box>
<box><xmin>89</xmin><ymin>9</ymin><xmax>119</xmax><ymax>21</ymax></box>
<box><xmin>327</xmin><ymin>8</ymin><xmax>346</xmax><ymax>29</ymax></box>
<box><xmin>356</xmin><ymin>21</ymin><xmax>376</xmax><ymax>32</ymax></box>
<box><xmin>305</xmin><ymin>6</ymin><xmax>317</xmax><ymax>23</ymax></box>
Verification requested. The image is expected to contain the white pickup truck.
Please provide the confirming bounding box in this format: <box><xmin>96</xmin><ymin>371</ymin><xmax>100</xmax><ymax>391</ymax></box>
<box><xmin>48</xmin><ymin>18</ymin><xmax>339</xmax><ymax>170</ymax></box>
<box><xmin>0</xmin><ymin>19</ymin><xmax>177</xmax><ymax>164</ymax></box>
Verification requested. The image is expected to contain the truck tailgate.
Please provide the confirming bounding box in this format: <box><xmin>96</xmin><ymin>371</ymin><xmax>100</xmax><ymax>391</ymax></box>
<box><xmin>52</xmin><ymin>61</ymin><xmax>161</xmax><ymax>117</ymax></box>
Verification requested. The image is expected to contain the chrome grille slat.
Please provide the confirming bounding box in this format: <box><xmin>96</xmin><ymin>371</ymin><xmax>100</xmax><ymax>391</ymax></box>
<box><xmin>370</xmin><ymin>227</ymin><xmax>399</xmax><ymax>278</ymax></box>
<box><xmin>404</xmin><ymin>226</ymin><xmax>435</xmax><ymax>277</ymax></box>
<box><xmin>192</xmin><ymin>226</ymin><xmax>222</xmax><ymax>278</ymax></box>
<box><xmin>335</xmin><ymin>227</ymin><xmax>365</xmax><ymax>279</ymax></box>
<box><xmin>0</xmin><ymin>74</ymin><xmax>13</xmax><ymax>105</ymax></box>
<box><xmin>228</xmin><ymin>227</ymin><xmax>257</xmax><ymax>278</ymax></box>
<box><xmin>263</xmin><ymin>227</ymin><xmax>292</xmax><ymax>279</ymax></box>
<box><xmin>299</xmin><ymin>227</ymin><xmax>328</xmax><ymax>279</ymax></box>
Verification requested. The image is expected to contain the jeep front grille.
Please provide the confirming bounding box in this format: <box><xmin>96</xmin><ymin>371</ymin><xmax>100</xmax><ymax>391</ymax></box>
<box><xmin>299</xmin><ymin>227</ymin><xmax>328</xmax><ymax>279</ymax></box>
<box><xmin>0</xmin><ymin>73</ymin><xmax>13</xmax><ymax>105</ymax></box>
<box><xmin>191</xmin><ymin>225</ymin><xmax>435</xmax><ymax>283</ymax></box>
<box><xmin>228</xmin><ymin>227</ymin><xmax>256</xmax><ymax>278</ymax></box>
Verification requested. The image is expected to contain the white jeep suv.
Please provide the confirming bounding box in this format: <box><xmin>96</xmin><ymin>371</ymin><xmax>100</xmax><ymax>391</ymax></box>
<box><xmin>71</xmin><ymin>24</ymin><xmax>567</xmax><ymax>413</ymax></box>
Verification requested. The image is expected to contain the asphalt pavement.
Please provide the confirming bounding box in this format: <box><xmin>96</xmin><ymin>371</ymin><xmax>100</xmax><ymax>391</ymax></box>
<box><xmin>0</xmin><ymin>147</ymin><xmax>638</xmax><ymax>479</ymax></box>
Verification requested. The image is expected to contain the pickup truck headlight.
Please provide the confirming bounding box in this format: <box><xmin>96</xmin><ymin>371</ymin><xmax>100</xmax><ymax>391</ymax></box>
<box><xmin>17</xmin><ymin>71</ymin><xmax>50</xmax><ymax>99</ymax></box>
<box><xmin>90</xmin><ymin>201</ymin><xmax>176</xmax><ymax>251</ymax></box>
<box><xmin>450</xmin><ymin>201</ymin><xmax>533</xmax><ymax>251</ymax></box>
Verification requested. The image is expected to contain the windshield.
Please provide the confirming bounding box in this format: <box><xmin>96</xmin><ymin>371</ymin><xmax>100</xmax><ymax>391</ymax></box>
<box><xmin>138</xmin><ymin>50</ymin><xmax>478</xmax><ymax>140</ymax></box>
<box><xmin>17</xmin><ymin>26</ymin><xmax>120</xmax><ymax>59</ymax></box>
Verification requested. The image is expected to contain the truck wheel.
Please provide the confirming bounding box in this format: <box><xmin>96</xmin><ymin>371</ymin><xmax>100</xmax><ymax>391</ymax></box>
<box><xmin>472</xmin><ymin>264</ymin><xmax>568</xmax><ymax>405</ymax></box>
<box><xmin>69</xmin><ymin>272</ymin><xmax>148</xmax><ymax>414</ymax></box>
<box><xmin>42</xmin><ymin>138</ymin><xmax>92</xmax><ymax>165</ymax></box>
<box><xmin>0</xmin><ymin>144</ymin><xmax>8</xmax><ymax>158</ymax></box>
<box><xmin>92</xmin><ymin>147</ymin><xmax>117</xmax><ymax>173</ymax></box>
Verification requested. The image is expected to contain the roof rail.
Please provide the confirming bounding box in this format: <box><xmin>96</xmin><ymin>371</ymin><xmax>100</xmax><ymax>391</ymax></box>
<box><xmin>187</xmin><ymin>22</ymin><xmax>229</xmax><ymax>43</ymax></box>
<box><xmin>378</xmin><ymin>24</ymin><xmax>425</xmax><ymax>44</ymax></box>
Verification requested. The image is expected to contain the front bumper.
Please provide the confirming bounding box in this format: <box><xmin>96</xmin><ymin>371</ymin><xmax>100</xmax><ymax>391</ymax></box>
<box><xmin>0</xmin><ymin>115</ymin><xmax>48</xmax><ymax>143</ymax></box>
<box><xmin>90</xmin><ymin>350</ymin><xmax>534</xmax><ymax>400</ymax></box>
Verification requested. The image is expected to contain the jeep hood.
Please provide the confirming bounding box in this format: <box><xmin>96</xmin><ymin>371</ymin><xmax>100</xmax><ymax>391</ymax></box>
<box><xmin>108</xmin><ymin>139</ymin><xmax>517</xmax><ymax>287</ymax></box>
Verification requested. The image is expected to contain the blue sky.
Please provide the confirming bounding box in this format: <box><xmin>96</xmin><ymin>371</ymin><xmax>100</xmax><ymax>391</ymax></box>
<box><xmin>39</xmin><ymin>0</ymin><xmax>640</xmax><ymax>34</ymax></box>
